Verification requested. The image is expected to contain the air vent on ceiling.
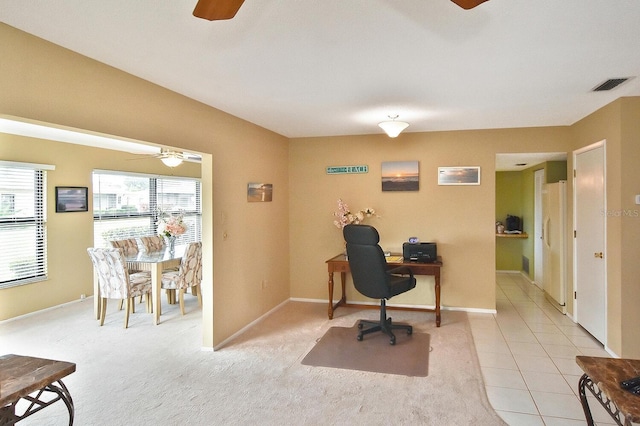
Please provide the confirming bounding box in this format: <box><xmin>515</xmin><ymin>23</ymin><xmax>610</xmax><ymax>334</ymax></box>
<box><xmin>592</xmin><ymin>78</ymin><xmax>630</xmax><ymax>92</ymax></box>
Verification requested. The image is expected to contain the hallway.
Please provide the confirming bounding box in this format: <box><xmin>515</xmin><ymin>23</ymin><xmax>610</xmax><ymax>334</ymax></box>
<box><xmin>469</xmin><ymin>272</ymin><xmax>614</xmax><ymax>425</ymax></box>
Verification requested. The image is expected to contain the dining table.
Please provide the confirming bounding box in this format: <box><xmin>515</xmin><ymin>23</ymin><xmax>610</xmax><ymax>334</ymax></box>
<box><xmin>93</xmin><ymin>244</ymin><xmax>186</xmax><ymax>325</ymax></box>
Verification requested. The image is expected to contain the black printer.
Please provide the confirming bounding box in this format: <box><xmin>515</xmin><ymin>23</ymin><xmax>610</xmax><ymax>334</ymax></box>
<box><xmin>402</xmin><ymin>242</ymin><xmax>437</xmax><ymax>263</ymax></box>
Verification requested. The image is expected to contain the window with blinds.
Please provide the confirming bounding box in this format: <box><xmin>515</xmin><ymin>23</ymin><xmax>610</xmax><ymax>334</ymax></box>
<box><xmin>0</xmin><ymin>161</ymin><xmax>50</xmax><ymax>289</ymax></box>
<box><xmin>92</xmin><ymin>171</ymin><xmax>201</xmax><ymax>248</ymax></box>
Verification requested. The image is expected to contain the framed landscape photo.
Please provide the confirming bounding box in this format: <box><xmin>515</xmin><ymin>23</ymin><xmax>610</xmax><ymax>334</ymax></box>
<box><xmin>55</xmin><ymin>186</ymin><xmax>88</xmax><ymax>212</ymax></box>
<box><xmin>381</xmin><ymin>161</ymin><xmax>419</xmax><ymax>192</ymax></box>
<box><xmin>247</xmin><ymin>183</ymin><xmax>273</xmax><ymax>202</ymax></box>
<box><xmin>437</xmin><ymin>167</ymin><xmax>481</xmax><ymax>186</ymax></box>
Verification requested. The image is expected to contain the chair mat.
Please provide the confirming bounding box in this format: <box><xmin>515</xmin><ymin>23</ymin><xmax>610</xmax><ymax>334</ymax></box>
<box><xmin>301</xmin><ymin>323</ymin><xmax>430</xmax><ymax>377</ymax></box>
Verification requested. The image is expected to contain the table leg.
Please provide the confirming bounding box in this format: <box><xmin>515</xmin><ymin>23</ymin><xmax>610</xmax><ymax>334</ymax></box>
<box><xmin>93</xmin><ymin>271</ymin><xmax>100</xmax><ymax>321</ymax></box>
<box><xmin>578</xmin><ymin>373</ymin><xmax>596</xmax><ymax>426</ymax></box>
<box><xmin>2</xmin><ymin>379</ymin><xmax>74</xmax><ymax>425</ymax></box>
<box><xmin>328</xmin><ymin>271</ymin><xmax>335</xmax><ymax>319</ymax></box>
<box><xmin>152</xmin><ymin>263</ymin><xmax>162</xmax><ymax>325</ymax></box>
<box><xmin>340</xmin><ymin>272</ymin><xmax>346</xmax><ymax>305</ymax></box>
<box><xmin>435</xmin><ymin>273</ymin><xmax>441</xmax><ymax>327</ymax></box>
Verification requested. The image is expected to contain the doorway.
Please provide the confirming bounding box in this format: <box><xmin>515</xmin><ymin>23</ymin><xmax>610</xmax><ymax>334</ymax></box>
<box><xmin>573</xmin><ymin>141</ymin><xmax>607</xmax><ymax>344</ymax></box>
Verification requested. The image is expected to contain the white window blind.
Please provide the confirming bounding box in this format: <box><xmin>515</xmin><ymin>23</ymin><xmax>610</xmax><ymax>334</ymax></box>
<box><xmin>93</xmin><ymin>171</ymin><xmax>201</xmax><ymax>248</ymax></box>
<box><xmin>0</xmin><ymin>162</ymin><xmax>51</xmax><ymax>288</ymax></box>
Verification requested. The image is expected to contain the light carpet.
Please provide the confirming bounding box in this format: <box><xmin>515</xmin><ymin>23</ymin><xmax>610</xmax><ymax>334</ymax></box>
<box><xmin>0</xmin><ymin>298</ymin><xmax>505</xmax><ymax>425</ymax></box>
<box><xmin>301</xmin><ymin>324</ymin><xmax>430</xmax><ymax>377</ymax></box>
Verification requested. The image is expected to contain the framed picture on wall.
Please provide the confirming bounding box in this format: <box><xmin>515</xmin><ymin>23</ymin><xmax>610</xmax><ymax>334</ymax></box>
<box><xmin>247</xmin><ymin>183</ymin><xmax>273</xmax><ymax>202</ymax></box>
<box><xmin>381</xmin><ymin>161</ymin><xmax>419</xmax><ymax>191</ymax></box>
<box><xmin>55</xmin><ymin>186</ymin><xmax>88</xmax><ymax>212</ymax></box>
<box><xmin>437</xmin><ymin>167</ymin><xmax>481</xmax><ymax>185</ymax></box>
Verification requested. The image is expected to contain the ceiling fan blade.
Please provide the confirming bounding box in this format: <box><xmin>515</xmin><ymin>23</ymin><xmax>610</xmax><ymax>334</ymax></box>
<box><xmin>451</xmin><ymin>0</ymin><xmax>489</xmax><ymax>9</ymax></box>
<box><xmin>193</xmin><ymin>0</ymin><xmax>245</xmax><ymax>21</ymax></box>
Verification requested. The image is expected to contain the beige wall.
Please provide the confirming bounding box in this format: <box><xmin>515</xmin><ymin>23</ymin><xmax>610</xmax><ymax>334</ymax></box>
<box><xmin>0</xmin><ymin>23</ymin><xmax>290</xmax><ymax>348</ymax></box>
<box><xmin>3</xmin><ymin>22</ymin><xmax>639</xmax><ymax>357</ymax></box>
<box><xmin>289</xmin><ymin>128</ymin><xmax>572</xmax><ymax>312</ymax></box>
<box><xmin>0</xmin><ymin>134</ymin><xmax>200</xmax><ymax>319</ymax></box>
<box><xmin>570</xmin><ymin>97</ymin><xmax>640</xmax><ymax>357</ymax></box>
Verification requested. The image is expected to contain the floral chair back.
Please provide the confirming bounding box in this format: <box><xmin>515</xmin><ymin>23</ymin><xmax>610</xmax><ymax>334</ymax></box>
<box><xmin>161</xmin><ymin>242</ymin><xmax>202</xmax><ymax>315</ymax></box>
<box><xmin>109</xmin><ymin>238</ymin><xmax>140</xmax><ymax>256</ymax></box>
<box><xmin>162</xmin><ymin>242</ymin><xmax>202</xmax><ymax>290</ymax></box>
<box><xmin>86</xmin><ymin>248</ymin><xmax>150</xmax><ymax>299</ymax></box>
<box><xmin>140</xmin><ymin>235</ymin><xmax>165</xmax><ymax>252</ymax></box>
<box><xmin>87</xmin><ymin>247</ymin><xmax>153</xmax><ymax>328</ymax></box>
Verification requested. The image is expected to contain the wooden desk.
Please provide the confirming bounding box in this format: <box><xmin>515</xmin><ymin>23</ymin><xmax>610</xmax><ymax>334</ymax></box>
<box><xmin>0</xmin><ymin>354</ymin><xmax>76</xmax><ymax>425</ymax></box>
<box><xmin>576</xmin><ymin>356</ymin><xmax>640</xmax><ymax>426</ymax></box>
<box><xmin>325</xmin><ymin>254</ymin><xmax>443</xmax><ymax>327</ymax></box>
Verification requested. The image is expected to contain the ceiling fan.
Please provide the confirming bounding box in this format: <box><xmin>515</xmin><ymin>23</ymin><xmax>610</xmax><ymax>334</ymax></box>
<box><xmin>129</xmin><ymin>149</ymin><xmax>200</xmax><ymax>167</ymax></box>
<box><xmin>192</xmin><ymin>0</ymin><xmax>489</xmax><ymax>21</ymax></box>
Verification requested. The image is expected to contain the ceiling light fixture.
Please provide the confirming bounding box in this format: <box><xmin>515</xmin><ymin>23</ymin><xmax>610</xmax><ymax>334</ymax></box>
<box><xmin>160</xmin><ymin>152</ymin><xmax>183</xmax><ymax>167</ymax></box>
<box><xmin>378</xmin><ymin>115</ymin><xmax>409</xmax><ymax>138</ymax></box>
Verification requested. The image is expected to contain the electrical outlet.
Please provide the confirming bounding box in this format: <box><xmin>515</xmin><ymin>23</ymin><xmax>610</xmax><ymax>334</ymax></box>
<box><xmin>80</xmin><ymin>294</ymin><xmax>86</xmax><ymax>300</ymax></box>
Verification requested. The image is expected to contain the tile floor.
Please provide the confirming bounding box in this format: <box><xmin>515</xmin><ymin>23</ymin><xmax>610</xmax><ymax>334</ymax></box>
<box><xmin>469</xmin><ymin>272</ymin><xmax>616</xmax><ymax>425</ymax></box>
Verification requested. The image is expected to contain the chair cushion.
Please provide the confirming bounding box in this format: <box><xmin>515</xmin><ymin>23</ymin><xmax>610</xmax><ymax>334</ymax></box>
<box><xmin>161</xmin><ymin>271</ymin><xmax>180</xmax><ymax>290</ymax></box>
<box><xmin>388</xmin><ymin>274</ymin><xmax>417</xmax><ymax>298</ymax></box>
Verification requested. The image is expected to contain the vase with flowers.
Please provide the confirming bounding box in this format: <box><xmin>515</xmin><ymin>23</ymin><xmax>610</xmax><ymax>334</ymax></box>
<box><xmin>157</xmin><ymin>212</ymin><xmax>187</xmax><ymax>252</ymax></box>
<box><xmin>332</xmin><ymin>199</ymin><xmax>377</xmax><ymax>257</ymax></box>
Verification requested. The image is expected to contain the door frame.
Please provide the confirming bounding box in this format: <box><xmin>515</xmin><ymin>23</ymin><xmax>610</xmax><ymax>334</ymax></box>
<box><xmin>572</xmin><ymin>140</ymin><xmax>607</xmax><ymax>337</ymax></box>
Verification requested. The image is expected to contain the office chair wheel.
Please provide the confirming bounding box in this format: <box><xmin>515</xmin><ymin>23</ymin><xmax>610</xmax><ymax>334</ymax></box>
<box><xmin>390</xmin><ymin>335</ymin><xmax>396</xmax><ymax>345</ymax></box>
<box><xmin>357</xmin><ymin>334</ymin><xmax>363</xmax><ymax>341</ymax></box>
<box><xmin>407</xmin><ymin>327</ymin><xmax>413</xmax><ymax>335</ymax></box>
<box><xmin>358</xmin><ymin>323</ymin><xmax>364</xmax><ymax>330</ymax></box>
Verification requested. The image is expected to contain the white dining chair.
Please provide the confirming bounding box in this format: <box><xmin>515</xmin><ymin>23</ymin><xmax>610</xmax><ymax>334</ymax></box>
<box><xmin>87</xmin><ymin>247</ymin><xmax>153</xmax><ymax>328</ymax></box>
<box><xmin>161</xmin><ymin>242</ymin><xmax>202</xmax><ymax>315</ymax></box>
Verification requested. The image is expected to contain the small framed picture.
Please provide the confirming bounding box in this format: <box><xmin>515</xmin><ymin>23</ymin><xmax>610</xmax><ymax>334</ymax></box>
<box><xmin>247</xmin><ymin>183</ymin><xmax>273</xmax><ymax>202</ymax></box>
<box><xmin>55</xmin><ymin>186</ymin><xmax>89</xmax><ymax>212</ymax></box>
<box><xmin>437</xmin><ymin>167</ymin><xmax>481</xmax><ymax>185</ymax></box>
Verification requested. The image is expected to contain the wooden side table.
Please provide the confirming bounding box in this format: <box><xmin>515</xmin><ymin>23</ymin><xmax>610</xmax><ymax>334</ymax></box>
<box><xmin>0</xmin><ymin>354</ymin><xmax>76</xmax><ymax>425</ymax></box>
<box><xmin>576</xmin><ymin>355</ymin><xmax>640</xmax><ymax>426</ymax></box>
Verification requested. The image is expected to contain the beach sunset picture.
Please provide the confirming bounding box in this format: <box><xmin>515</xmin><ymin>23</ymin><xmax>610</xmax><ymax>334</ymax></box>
<box><xmin>381</xmin><ymin>161</ymin><xmax>419</xmax><ymax>191</ymax></box>
<box><xmin>247</xmin><ymin>183</ymin><xmax>273</xmax><ymax>202</ymax></box>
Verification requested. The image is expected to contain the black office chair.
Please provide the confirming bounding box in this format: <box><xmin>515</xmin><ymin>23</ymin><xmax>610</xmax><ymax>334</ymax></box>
<box><xmin>343</xmin><ymin>224</ymin><xmax>417</xmax><ymax>345</ymax></box>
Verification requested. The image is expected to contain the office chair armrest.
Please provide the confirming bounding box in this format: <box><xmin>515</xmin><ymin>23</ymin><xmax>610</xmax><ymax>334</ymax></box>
<box><xmin>387</xmin><ymin>266</ymin><xmax>414</xmax><ymax>279</ymax></box>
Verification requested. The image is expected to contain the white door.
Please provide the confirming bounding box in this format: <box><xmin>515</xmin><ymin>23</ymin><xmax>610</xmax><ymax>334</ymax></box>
<box><xmin>534</xmin><ymin>169</ymin><xmax>545</xmax><ymax>289</ymax></box>
<box><xmin>574</xmin><ymin>142</ymin><xmax>606</xmax><ymax>343</ymax></box>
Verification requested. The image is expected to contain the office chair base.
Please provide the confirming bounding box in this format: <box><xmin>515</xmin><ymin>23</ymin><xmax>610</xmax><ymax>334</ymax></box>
<box><xmin>356</xmin><ymin>300</ymin><xmax>413</xmax><ymax>345</ymax></box>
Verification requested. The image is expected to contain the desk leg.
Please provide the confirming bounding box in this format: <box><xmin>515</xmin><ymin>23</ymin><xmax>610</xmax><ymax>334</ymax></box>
<box><xmin>327</xmin><ymin>272</ymin><xmax>335</xmax><ymax>319</ymax></box>
<box><xmin>152</xmin><ymin>263</ymin><xmax>162</xmax><ymax>325</ymax></box>
<box><xmin>435</xmin><ymin>273</ymin><xmax>441</xmax><ymax>327</ymax></box>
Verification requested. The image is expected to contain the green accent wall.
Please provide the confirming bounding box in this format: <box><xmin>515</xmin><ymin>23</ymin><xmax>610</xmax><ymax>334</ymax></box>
<box><xmin>496</xmin><ymin>161</ymin><xmax>567</xmax><ymax>275</ymax></box>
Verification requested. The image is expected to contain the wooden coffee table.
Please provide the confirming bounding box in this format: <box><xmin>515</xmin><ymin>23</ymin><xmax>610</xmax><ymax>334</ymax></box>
<box><xmin>0</xmin><ymin>354</ymin><xmax>76</xmax><ymax>425</ymax></box>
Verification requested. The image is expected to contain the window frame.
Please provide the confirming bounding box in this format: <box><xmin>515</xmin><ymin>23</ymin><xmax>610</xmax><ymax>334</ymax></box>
<box><xmin>0</xmin><ymin>161</ymin><xmax>51</xmax><ymax>289</ymax></box>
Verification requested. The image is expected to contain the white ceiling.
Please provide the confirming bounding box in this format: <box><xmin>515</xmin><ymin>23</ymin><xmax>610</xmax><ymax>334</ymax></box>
<box><xmin>1</xmin><ymin>0</ymin><xmax>639</xmax><ymax>141</ymax></box>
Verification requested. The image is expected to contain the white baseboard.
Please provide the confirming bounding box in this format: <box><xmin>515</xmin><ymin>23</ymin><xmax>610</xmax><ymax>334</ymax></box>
<box><xmin>211</xmin><ymin>299</ymin><xmax>289</xmax><ymax>351</ymax></box>
<box><xmin>289</xmin><ymin>297</ymin><xmax>496</xmax><ymax>314</ymax></box>
<box><xmin>0</xmin><ymin>296</ymin><xmax>92</xmax><ymax>325</ymax></box>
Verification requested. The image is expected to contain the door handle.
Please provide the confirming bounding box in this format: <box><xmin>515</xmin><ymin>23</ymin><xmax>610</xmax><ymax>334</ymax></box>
<box><xmin>594</xmin><ymin>252</ymin><xmax>603</xmax><ymax>258</ymax></box>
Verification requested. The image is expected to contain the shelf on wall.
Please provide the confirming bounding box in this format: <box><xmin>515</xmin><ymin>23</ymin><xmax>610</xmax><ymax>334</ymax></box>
<box><xmin>496</xmin><ymin>233</ymin><xmax>528</xmax><ymax>238</ymax></box>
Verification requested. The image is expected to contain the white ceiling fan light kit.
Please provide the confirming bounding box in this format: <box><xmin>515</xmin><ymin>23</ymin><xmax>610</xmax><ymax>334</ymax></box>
<box><xmin>160</xmin><ymin>151</ymin><xmax>183</xmax><ymax>167</ymax></box>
